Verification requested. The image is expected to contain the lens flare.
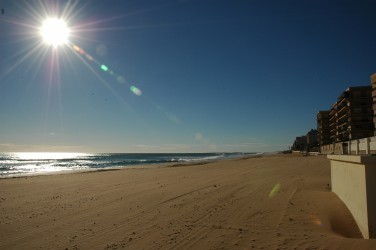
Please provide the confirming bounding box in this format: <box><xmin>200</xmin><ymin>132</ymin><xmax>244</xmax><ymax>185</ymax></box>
<box><xmin>117</xmin><ymin>76</ymin><xmax>125</xmax><ymax>83</ymax></box>
<box><xmin>309</xmin><ymin>214</ymin><xmax>323</xmax><ymax>226</ymax></box>
<box><xmin>269</xmin><ymin>183</ymin><xmax>281</xmax><ymax>198</ymax></box>
<box><xmin>101</xmin><ymin>65</ymin><xmax>108</xmax><ymax>72</ymax></box>
<box><xmin>130</xmin><ymin>86</ymin><xmax>142</xmax><ymax>96</ymax></box>
<box><xmin>195</xmin><ymin>133</ymin><xmax>203</xmax><ymax>141</ymax></box>
<box><xmin>70</xmin><ymin>44</ymin><xmax>143</xmax><ymax>97</ymax></box>
<box><xmin>73</xmin><ymin>45</ymin><xmax>85</xmax><ymax>54</ymax></box>
<box><xmin>85</xmin><ymin>54</ymin><xmax>93</xmax><ymax>61</ymax></box>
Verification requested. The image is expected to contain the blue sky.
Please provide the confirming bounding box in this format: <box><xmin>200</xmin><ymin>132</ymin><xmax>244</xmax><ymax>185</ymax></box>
<box><xmin>0</xmin><ymin>0</ymin><xmax>375</xmax><ymax>153</ymax></box>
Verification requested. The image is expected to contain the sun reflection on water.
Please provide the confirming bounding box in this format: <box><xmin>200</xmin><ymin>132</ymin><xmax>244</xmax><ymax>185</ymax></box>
<box><xmin>13</xmin><ymin>152</ymin><xmax>91</xmax><ymax>160</ymax></box>
<box><xmin>0</xmin><ymin>152</ymin><xmax>94</xmax><ymax>176</ymax></box>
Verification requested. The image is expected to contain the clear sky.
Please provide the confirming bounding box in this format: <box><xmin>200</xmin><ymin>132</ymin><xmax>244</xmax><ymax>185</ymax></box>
<box><xmin>0</xmin><ymin>0</ymin><xmax>375</xmax><ymax>153</ymax></box>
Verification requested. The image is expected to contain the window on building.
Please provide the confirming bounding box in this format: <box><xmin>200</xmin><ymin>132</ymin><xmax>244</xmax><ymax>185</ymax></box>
<box><xmin>353</xmin><ymin>107</ymin><xmax>362</xmax><ymax>113</ymax></box>
<box><xmin>353</xmin><ymin>91</ymin><xmax>361</xmax><ymax>97</ymax></box>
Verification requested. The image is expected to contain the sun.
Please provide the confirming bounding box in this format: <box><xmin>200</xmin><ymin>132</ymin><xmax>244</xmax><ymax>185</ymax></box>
<box><xmin>40</xmin><ymin>18</ymin><xmax>70</xmax><ymax>47</ymax></box>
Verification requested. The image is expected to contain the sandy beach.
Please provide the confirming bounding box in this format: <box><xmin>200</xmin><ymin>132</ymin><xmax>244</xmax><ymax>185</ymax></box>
<box><xmin>0</xmin><ymin>154</ymin><xmax>375</xmax><ymax>249</ymax></box>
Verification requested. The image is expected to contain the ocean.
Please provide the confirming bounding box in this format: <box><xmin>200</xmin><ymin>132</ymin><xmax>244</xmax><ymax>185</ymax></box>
<box><xmin>0</xmin><ymin>152</ymin><xmax>256</xmax><ymax>178</ymax></box>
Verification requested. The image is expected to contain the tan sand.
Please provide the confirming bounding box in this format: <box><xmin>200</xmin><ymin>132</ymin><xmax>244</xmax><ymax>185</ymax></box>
<box><xmin>0</xmin><ymin>154</ymin><xmax>375</xmax><ymax>249</ymax></box>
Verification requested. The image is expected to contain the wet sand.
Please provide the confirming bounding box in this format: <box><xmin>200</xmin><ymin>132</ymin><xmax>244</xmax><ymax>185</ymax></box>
<box><xmin>1</xmin><ymin>154</ymin><xmax>375</xmax><ymax>249</ymax></box>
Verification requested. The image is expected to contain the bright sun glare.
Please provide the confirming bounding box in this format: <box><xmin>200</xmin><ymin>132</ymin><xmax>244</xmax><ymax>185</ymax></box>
<box><xmin>40</xmin><ymin>18</ymin><xmax>70</xmax><ymax>47</ymax></box>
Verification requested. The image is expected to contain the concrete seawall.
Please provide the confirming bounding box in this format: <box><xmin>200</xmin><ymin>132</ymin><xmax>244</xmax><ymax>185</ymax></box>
<box><xmin>327</xmin><ymin>155</ymin><xmax>376</xmax><ymax>239</ymax></box>
<box><xmin>321</xmin><ymin>136</ymin><xmax>376</xmax><ymax>155</ymax></box>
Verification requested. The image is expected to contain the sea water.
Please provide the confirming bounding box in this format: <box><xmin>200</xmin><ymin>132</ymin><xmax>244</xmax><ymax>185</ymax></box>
<box><xmin>0</xmin><ymin>152</ymin><xmax>256</xmax><ymax>178</ymax></box>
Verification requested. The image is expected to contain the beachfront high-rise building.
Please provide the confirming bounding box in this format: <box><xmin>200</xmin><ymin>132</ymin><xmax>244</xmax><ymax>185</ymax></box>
<box><xmin>317</xmin><ymin>111</ymin><xmax>331</xmax><ymax>146</ymax></box>
<box><xmin>371</xmin><ymin>73</ymin><xmax>376</xmax><ymax>135</ymax></box>
<box><xmin>334</xmin><ymin>86</ymin><xmax>373</xmax><ymax>141</ymax></box>
<box><xmin>329</xmin><ymin>103</ymin><xmax>337</xmax><ymax>142</ymax></box>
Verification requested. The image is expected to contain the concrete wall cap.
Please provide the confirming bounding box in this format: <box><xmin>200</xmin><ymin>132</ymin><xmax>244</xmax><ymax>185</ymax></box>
<box><xmin>327</xmin><ymin>155</ymin><xmax>376</xmax><ymax>164</ymax></box>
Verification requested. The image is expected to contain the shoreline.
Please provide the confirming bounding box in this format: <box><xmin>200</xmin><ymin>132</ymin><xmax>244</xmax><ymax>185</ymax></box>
<box><xmin>0</xmin><ymin>152</ymin><xmax>265</xmax><ymax>180</ymax></box>
<box><xmin>1</xmin><ymin>154</ymin><xmax>374</xmax><ymax>249</ymax></box>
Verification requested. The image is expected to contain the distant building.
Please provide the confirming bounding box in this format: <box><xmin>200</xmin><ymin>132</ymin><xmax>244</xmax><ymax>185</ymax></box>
<box><xmin>292</xmin><ymin>136</ymin><xmax>307</xmax><ymax>151</ymax></box>
<box><xmin>306</xmin><ymin>129</ymin><xmax>318</xmax><ymax>147</ymax></box>
<box><xmin>329</xmin><ymin>86</ymin><xmax>373</xmax><ymax>142</ymax></box>
<box><xmin>317</xmin><ymin>111</ymin><xmax>331</xmax><ymax>146</ymax></box>
<box><xmin>371</xmin><ymin>73</ymin><xmax>376</xmax><ymax>135</ymax></box>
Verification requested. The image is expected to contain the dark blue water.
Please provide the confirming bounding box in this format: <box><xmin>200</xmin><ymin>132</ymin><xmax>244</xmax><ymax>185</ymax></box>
<box><xmin>0</xmin><ymin>152</ymin><xmax>256</xmax><ymax>177</ymax></box>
